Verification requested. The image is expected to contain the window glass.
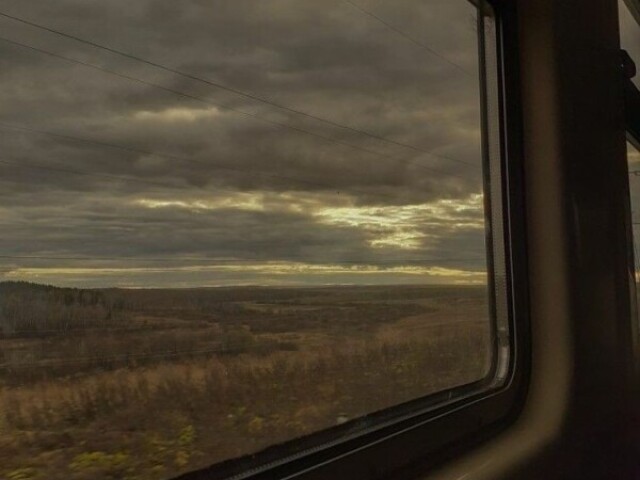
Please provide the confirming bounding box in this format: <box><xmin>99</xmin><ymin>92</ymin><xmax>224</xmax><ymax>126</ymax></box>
<box><xmin>622</xmin><ymin>1</ymin><xmax>640</xmax><ymax>324</ymax></box>
<box><xmin>629</xmin><ymin>142</ymin><xmax>640</xmax><ymax>296</ymax></box>
<box><xmin>0</xmin><ymin>1</ymin><xmax>501</xmax><ymax>479</ymax></box>
<box><xmin>621</xmin><ymin>0</ymin><xmax>640</xmax><ymax>89</ymax></box>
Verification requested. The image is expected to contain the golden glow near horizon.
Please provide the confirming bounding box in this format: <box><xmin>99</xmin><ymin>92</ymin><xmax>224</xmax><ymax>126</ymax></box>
<box><xmin>0</xmin><ymin>191</ymin><xmax>492</xmax><ymax>287</ymax></box>
<box><xmin>3</xmin><ymin>262</ymin><xmax>487</xmax><ymax>286</ymax></box>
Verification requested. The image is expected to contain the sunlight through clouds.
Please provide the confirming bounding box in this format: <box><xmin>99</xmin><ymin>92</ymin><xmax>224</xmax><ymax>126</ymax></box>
<box><xmin>316</xmin><ymin>193</ymin><xmax>484</xmax><ymax>249</ymax></box>
<box><xmin>0</xmin><ymin>0</ymin><xmax>486</xmax><ymax>287</ymax></box>
<box><xmin>134</xmin><ymin>193</ymin><xmax>266</xmax><ymax>212</ymax></box>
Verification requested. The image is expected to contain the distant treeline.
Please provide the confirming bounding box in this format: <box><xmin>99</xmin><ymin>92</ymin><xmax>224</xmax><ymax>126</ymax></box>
<box><xmin>0</xmin><ymin>281</ymin><xmax>487</xmax><ymax>338</ymax></box>
<box><xmin>0</xmin><ymin>282</ymin><xmax>125</xmax><ymax>337</ymax></box>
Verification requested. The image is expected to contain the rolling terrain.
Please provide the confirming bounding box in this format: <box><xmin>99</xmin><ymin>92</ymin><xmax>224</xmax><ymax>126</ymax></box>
<box><xmin>0</xmin><ymin>282</ymin><xmax>491</xmax><ymax>480</ymax></box>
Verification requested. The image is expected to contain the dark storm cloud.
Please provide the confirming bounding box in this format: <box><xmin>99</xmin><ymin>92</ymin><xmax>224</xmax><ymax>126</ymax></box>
<box><xmin>0</xmin><ymin>0</ymin><xmax>487</xmax><ymax>286</ymax></box>
<box><xmin>0</xmin><ymin>189</ymin><xmax>485</xmax><ymax>264</ymax></box>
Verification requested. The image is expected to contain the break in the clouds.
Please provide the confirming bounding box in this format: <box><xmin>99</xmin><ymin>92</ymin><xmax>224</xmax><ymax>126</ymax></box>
<box><xmin>0</xmin><ymin>0</ymin><xmax>489</xmax><ymax>287</ymax></box>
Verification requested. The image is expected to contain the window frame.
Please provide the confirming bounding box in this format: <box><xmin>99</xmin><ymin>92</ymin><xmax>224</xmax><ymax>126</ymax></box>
<box><xmin>627</xmin><ymin>78</ymin><xmax>640</xmax><ymax>147</ymax></box>
<box><xmin>174</xmin><ymin>1</ymin><xmax>529</xmax><ymax>479</ymax></box>
<box><xmin>625</xmin><ymin>45</ymin><xmax>640</xmax><ymax>363</ymax></box>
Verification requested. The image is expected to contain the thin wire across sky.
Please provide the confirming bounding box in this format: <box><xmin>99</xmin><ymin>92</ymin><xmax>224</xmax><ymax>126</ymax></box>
<box><xmin>0</xmin><ymin>2</ymin><xmax>486</xmax><ymax>278</ymax></box>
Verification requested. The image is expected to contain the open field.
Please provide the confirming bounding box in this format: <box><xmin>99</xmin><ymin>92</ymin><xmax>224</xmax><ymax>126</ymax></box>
<box><xmin>0</xmin><ymin>282</ymin><xmax>491</xmax><ymax>480</ymax></box>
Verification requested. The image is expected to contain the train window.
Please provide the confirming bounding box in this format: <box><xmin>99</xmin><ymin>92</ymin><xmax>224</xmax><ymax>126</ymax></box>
<box><xmin>623</xmin><ymin>0</ymin><xmax>640</xmax><ymax>341</ymax></box>
<box><xmin>629</xmin><ymin>142</ymin><xmax>640</xmax><ymax>301</ymax></box>
<box><xmin>0</xmin><ymin>1</ymin><xmax>517</xmax><ymax>479</ymax></box>
<box><xmin>621</xmin><ymin>0</ymin><xmax>640</xmax><ymax>91</ymax></box>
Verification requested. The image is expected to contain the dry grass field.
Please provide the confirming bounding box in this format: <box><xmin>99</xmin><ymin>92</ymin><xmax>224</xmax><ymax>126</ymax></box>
<box><xmin>0</xmin><ymin>282</ymin><xmax>491</xmax><ymax>480</ymax></box>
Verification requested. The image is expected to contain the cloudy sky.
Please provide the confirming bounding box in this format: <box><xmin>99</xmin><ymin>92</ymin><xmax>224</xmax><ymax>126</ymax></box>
<box><xmin>0</xmin><ymin>0</ymin><xmax>491</xmax><ymax>288</ymax></box>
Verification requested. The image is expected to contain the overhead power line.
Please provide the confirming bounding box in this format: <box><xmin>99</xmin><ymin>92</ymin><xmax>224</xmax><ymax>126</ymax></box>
<box><xmin>0</xmin><ymin>158</ymin><xmax>181</xmax><ymax>190</ymax></box>
<box><xmin>0</xmin><ymin>156</ymin><xmax>363</xmax><ymax>203</ymax></box>
<box><xmin>0</xmin><ymin>37</ymin><xmax>391</xmax><ymax>166</ymax></box>
<box><xmin>0</xmin><ymin>121</ymin><xmax>472</xmax><ymax>193</ymax></box>
<box><xmin>0</xmin><ymin>35</ymin><xmax>477</xmax><ymax>179</ymax></box>
<box><xmin>0</xmin><ymin>153</ymin><xmax>477</xmax><ymax>208</ymax></box>
<box><xmin>0</xmin><ymin>10</ymin><xmax>474</xmax><ymax>167</ymax></box>
<box><xmin>341</xmin><ymin>0</ymin><xmax>471</xmax><ymax>76</ymax></box>
<box><xmin>0</xmin><ymin>122</ymin><xmax>354</xmax><ymax>191</ymax></box>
